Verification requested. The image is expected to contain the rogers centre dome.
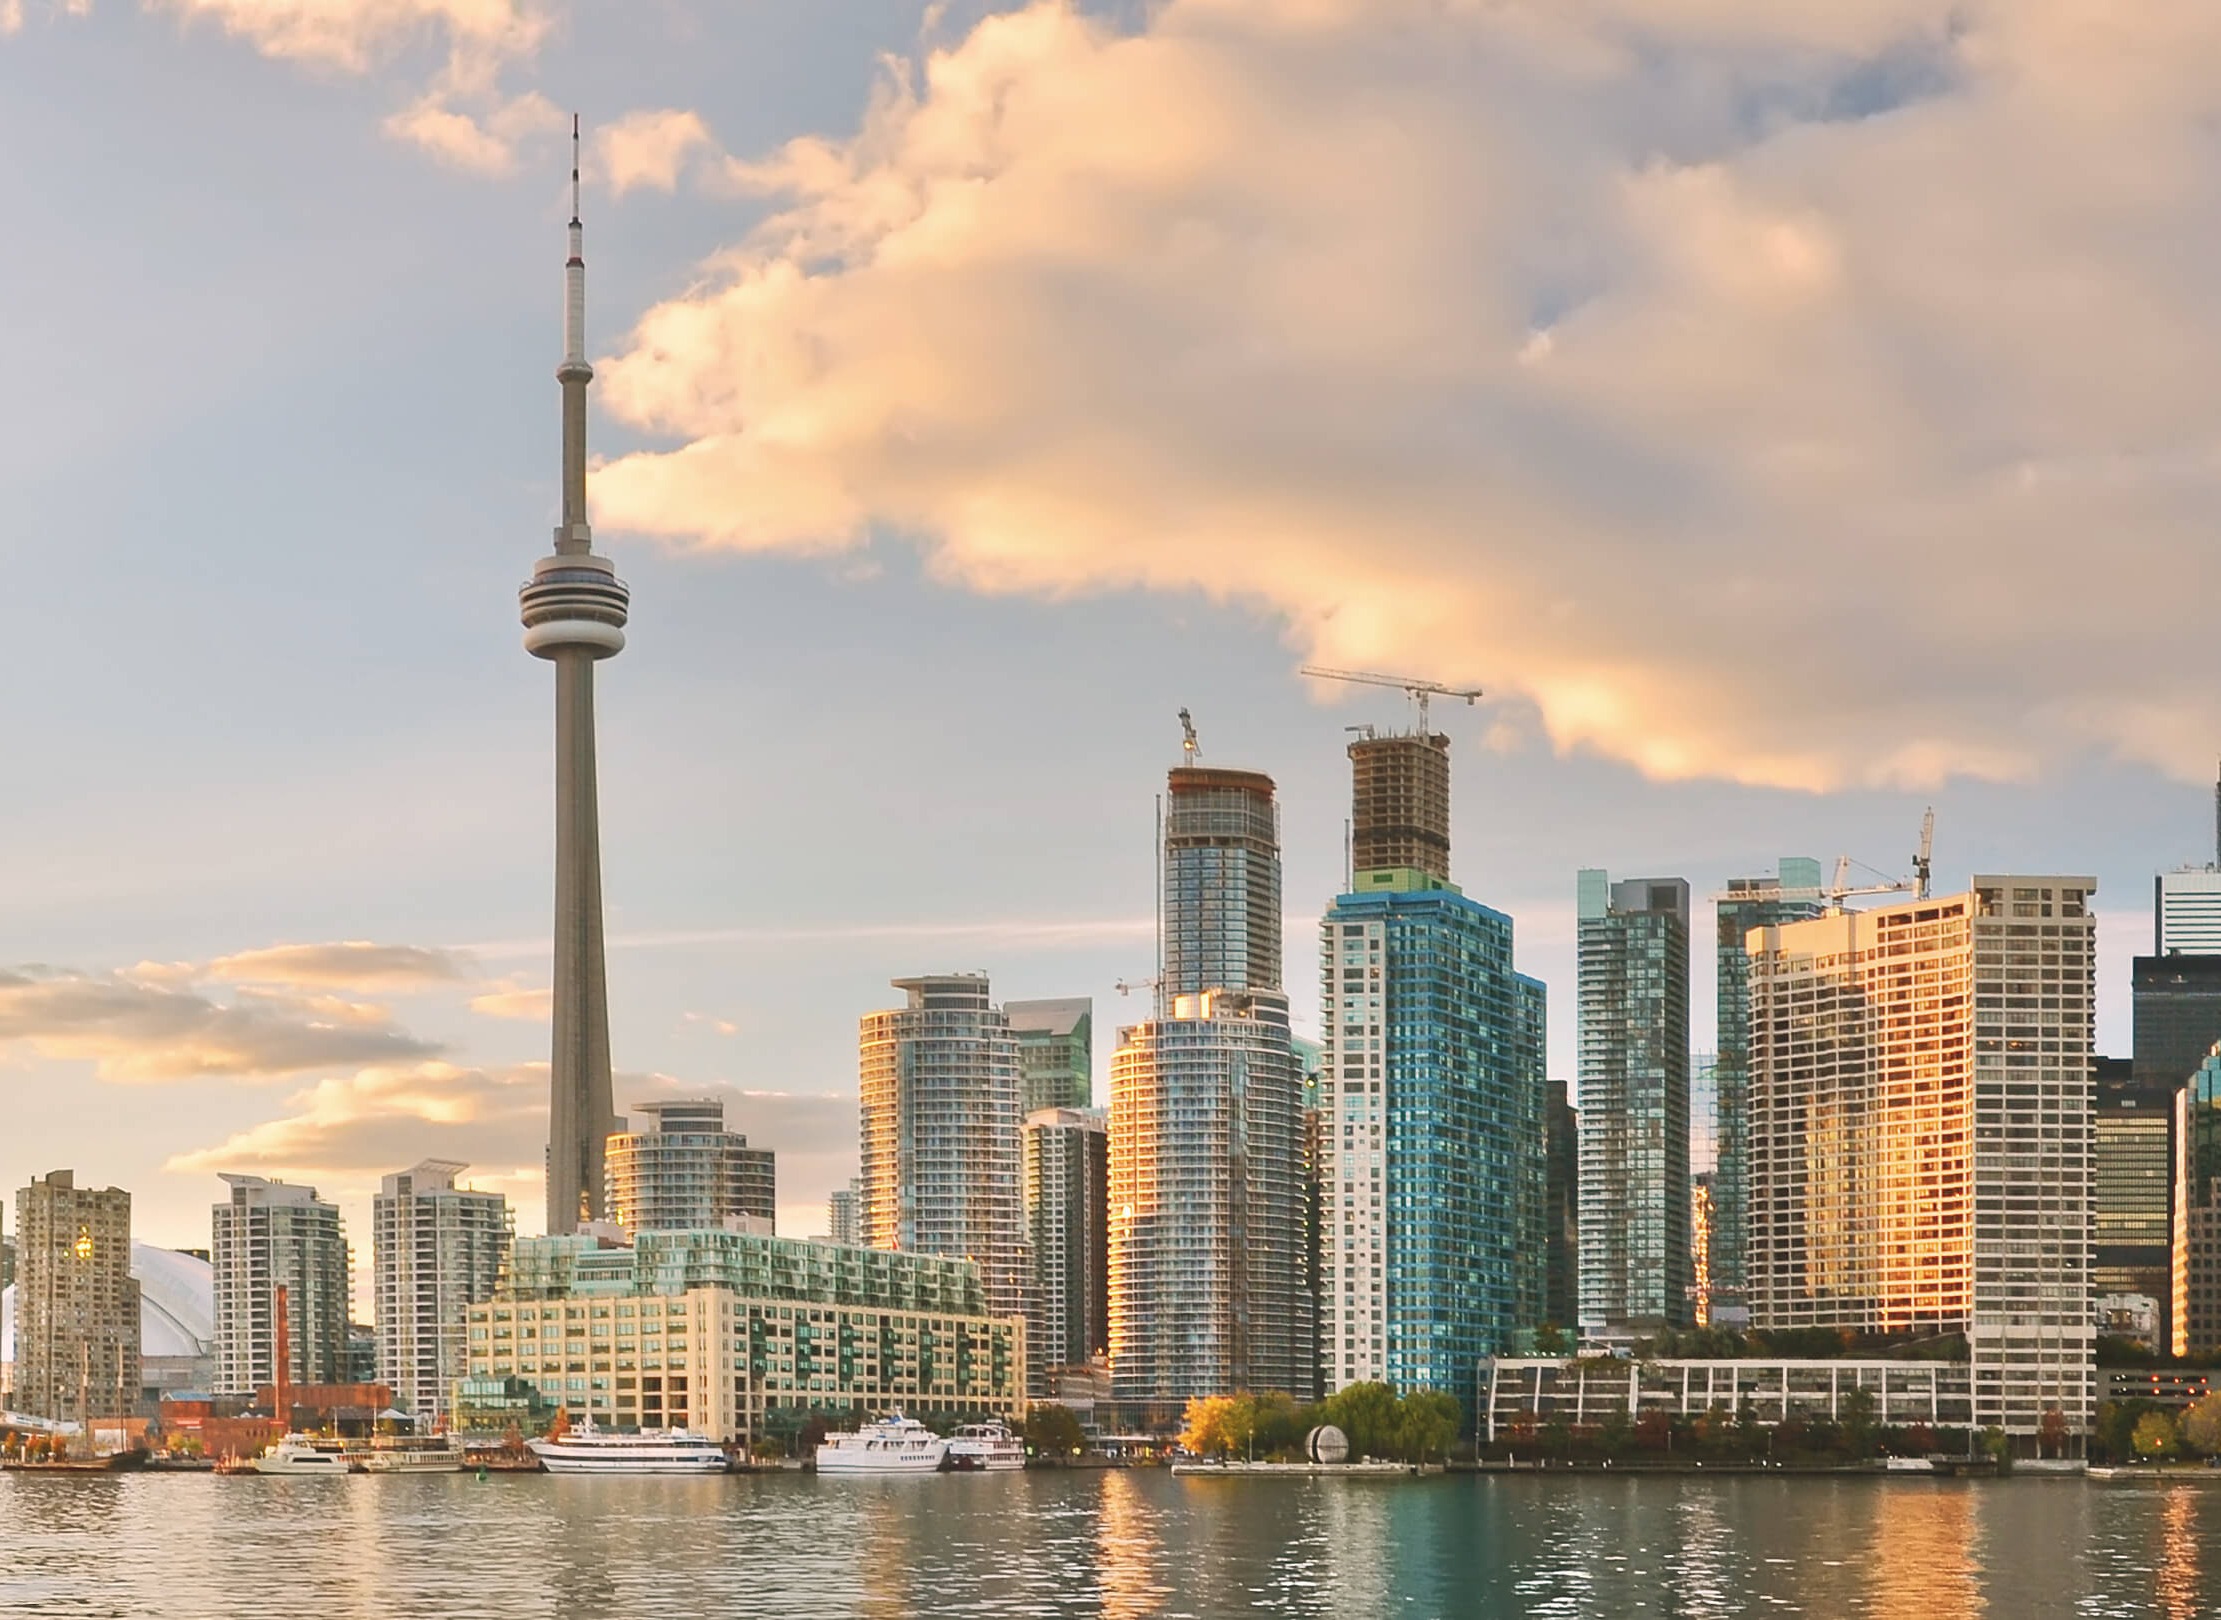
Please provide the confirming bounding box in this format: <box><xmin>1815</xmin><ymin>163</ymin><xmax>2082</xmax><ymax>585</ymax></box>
<box><xmin>2</xmin><ymin>1243</ymin><xmax>216</xmax><ymax>1395</ymax></box>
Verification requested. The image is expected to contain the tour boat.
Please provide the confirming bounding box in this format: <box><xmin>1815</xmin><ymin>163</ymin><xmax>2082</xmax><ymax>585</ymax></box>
<box><xmin>252</xmin><ymin>1435</ymin><xmax>356</xmax><ymax>1476</ymax></box>
<box><xmin>815</xmin><ymin>1414</ymin><xmax>950</xmax><ymax>1475</ymax></box>
<box><xmin>945</xmin><ymin>1420</ymin><xmax>1025</xmax><ymax>1472</ymax></box>
<box><xmin>359</xmin><ymin>1435</ymin><xmax>465</xmax><ymax>1474</ymax></box>
<box><xmin>526</xmin><ymin>1417</ymin><xmax>729</xmax><ymax>1475</ymax></box>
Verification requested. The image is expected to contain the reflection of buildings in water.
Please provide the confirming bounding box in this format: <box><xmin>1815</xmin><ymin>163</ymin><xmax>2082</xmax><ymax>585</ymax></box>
<box><xmin>1098</xmin><ymin>1471</ymin><xmax>1172</xmax><ymax>1619</ymax></box>
<box><xmin>2156</xmin><ymin>1488</ymin><xmax>2199</xmax><ymax>1620</ymax></box>
<box><xmin>1313</xmin><ymin>1479</ymin><xmax>1394</xmax><ymax>1613</ymax></box>
<box><xmin>1667</xmin><ymin>1487</ymin><xmax>1735</xmax><ymax>1614</ymax></box>
<box><xmin>851</xmin><ymin>1479</ymin><xmax>926</xmax><ymax>1620</ymax></box>
<box><xmin>1867</xmin><ymin>1485</ymin><xmax>1980</xmax><ymax>1620</ymax></box>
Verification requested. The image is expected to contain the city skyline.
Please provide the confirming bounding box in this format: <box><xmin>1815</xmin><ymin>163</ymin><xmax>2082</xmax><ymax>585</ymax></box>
<box><xmin>3</xmin><ymin>1</ymin><xmax>2220</xmax><ymax>1282</ymax></box>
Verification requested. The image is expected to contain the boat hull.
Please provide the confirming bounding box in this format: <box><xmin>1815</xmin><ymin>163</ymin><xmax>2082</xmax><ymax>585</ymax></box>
<box><xmin>947</xmin><ymin>1452</ymin><xmax>1024</xmax><ymax>1472</ymax></box>
<box><xmin>532</xmin><ymin>1453</ymin><xmax>729</xmax><ymax>1475</ymax></box>
<box><xmin>251</xmin><ymin>1458</ymin><xmax>353</xmax><ymax>1476</ymax></box>
<box><xmin>814</xmin><ymin>1452</ymin><xmax>949</xmax><ymax>1474</ymax></box>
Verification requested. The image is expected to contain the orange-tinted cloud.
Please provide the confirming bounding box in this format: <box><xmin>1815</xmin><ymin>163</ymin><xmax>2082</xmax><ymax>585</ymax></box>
<box><xmin>593</xmin><ymin>0</ymin><xmax>2221</xmax><ymax>792</ymax></box>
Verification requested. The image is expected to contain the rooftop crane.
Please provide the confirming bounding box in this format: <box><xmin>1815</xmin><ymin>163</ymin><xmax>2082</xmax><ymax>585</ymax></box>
<box><xmin>1714</xmin><ymin>812</ymin><xmax>1940</xmax><ymax>915</ymax></box>
<box><xmin>1915</xmin><ymin>806</ymin><xmax>1936</xmax><ymax>900</ymax></box>
<box><xmin>1177</xmin><ymin>707</ymin><xmax>1200</xmax><ymax>762</ymax></box>
<box><xmin>1297</xmin><ymin>666</ymin><xmax>1485</xmax><ymax>732</ymax></box>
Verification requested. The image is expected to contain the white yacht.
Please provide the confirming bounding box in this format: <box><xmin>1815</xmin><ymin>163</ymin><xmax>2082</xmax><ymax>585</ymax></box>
<box><xmin>251</xmin><ymin>1435</ymin><xmax>355</xmax><ymax>1476</ymax></box>
<box><xmin>945</xmin><ymin>1420</ymin><xmax>1025</xmax><ymax>1472</ymax></box>
<box><xmin>526</xmin><ymin>1418</ymin><xmax>729</xmax><ymax>1476</ymax></box>
<box><xmin>815</xmin><ymin>1414</ymin><xmax>950</xmax><ymax>1475</ymax></box>
<box><xmin>359</xmin><ymin>1435</ymin><xmax>464</xmax><ymax>1474</ymax></box>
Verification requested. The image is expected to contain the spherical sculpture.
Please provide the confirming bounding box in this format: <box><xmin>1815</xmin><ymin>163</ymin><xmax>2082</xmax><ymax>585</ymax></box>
<box><xmin>1306</xmin><ymin>1425</ymin><xmax>1350</xmax><ymax>1465</ymax></box>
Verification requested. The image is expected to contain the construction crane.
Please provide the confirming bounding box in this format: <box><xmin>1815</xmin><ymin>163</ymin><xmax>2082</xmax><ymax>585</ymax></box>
<box><xmin>1114</xmin><ymin>977</ymin><xmax>1161</xmax><ymax>998</ymax></box>
<box><xmin>1177</xmin><ymin>707</ymin><xmax>1200</xmax><ymax>761</ymax></box>
<box><xmin>1297</xmin><ymin>666</ymin><xmax>1485</xmax><ymax>732</ymax></box>
<box><xmin>1712</xmin><ymin>812</ymin><xmax>1940</xmax><ymax>915</ymax></box>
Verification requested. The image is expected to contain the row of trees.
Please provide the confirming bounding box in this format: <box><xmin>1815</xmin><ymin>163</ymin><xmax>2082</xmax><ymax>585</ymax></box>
<box><xmin>2094</xmin><ymin>1393</ymin><xmax>2221</xmax><ymax>1463</ymax></box>
<box><xmin>1177</xmin><ymin>1384</ymin><xmax>1461</xmax><ymax>1464</ymax></box>
<box><xmin>1531</xmin><ymin>1324</ymin><xmax>1969</xmax><ymax>1363</ymax></box>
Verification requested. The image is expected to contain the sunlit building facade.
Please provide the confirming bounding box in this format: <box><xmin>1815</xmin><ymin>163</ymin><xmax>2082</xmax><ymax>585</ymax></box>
<box><xmin>1576</xmin><ymin>872</ymin><xmax>1693</xmax><ymax>1337</ymax></box>
<box><xmin>858</xmin><ymin>974</ymin><xmax>1027</xmax><ymax>1322</ymax></box>
<box><xmin>605</xmin><ymin>1098</ymin><xmax>776</xmax><ymax>1236</ymax></box>
<box><xmin>2174</xmin><ymin>1044</ymin><xmax>2221</xmax><ymax>1358</ymax></box>
<box><xmin>1748</xmin><ymin>878</ymin><xmax>2096</xmax><ymax>1429</ymax></box>
<box><xmin>373</xmin><ymin>1161</ymin><xmax>510</xmax><ymax>1423</ymax></box>
<box><xmin>11</xmin><ymin>1172</ymin><xmax>139</xmax><ymax>1423</ymax></box>
<box><xmin>211</xmin><ymin>1174</ymin><xmax>350</xmax><ymax>1397</ymax></box>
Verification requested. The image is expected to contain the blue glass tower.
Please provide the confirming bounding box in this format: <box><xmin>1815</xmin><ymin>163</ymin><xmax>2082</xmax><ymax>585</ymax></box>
<box><xmin>1319</xmin><ymin>732</ymin><xmax>1546</xmax><ymax>1399</ymax></box>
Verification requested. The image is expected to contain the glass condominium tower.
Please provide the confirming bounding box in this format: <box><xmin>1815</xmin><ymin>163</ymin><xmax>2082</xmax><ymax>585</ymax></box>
<box><xmin>1576</xmin><ymin>871</ymin><xmax>1693</xmax><ymax>1338</ymax></box>
<box><xmin>1712</xmin><ymin>859</ymin><xmax>1824</xmax><ymax>1322</ymax></box>
<box><xmin>1110</xmin><ymin>765</ymin><xmax>1304</xmax><ymax>1412</ymax></box>
<box><xmin>1320</xmin><ymin>732</ymin><xmax>1545</xmax><ymax>1396</ymax></box>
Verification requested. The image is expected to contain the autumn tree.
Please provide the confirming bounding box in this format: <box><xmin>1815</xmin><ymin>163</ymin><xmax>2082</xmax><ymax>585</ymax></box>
<box><xmin>2133</xmin><ymin>1410</ymin><xmax>2179</xmax><ymax>1461</ymax></box>
<box><xmin>2178</xmin><ymin>1393</ymin><xmax>2221</xmax><ymax>1458</ymax></box>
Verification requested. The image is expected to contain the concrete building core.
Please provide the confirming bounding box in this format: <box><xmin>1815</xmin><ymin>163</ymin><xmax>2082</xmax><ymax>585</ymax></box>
<box><xmin>1346</xmin><ymin>731</ymin><xmax>1450</xmax><ymax>885</ymax></box>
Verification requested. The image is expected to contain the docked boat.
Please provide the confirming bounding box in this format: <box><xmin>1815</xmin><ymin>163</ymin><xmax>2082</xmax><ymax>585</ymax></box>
<box><xmin>815</xmin><ymin>1414</ymin><xmax>950</xmax><ymax>1475</ymax></box>
<box><xmin>252</xmin><ymin>1435</ymin><xmax>355</xmax><ymax>1476</ymax></box>
<box><xmin>945</xmin><ymin>1420</ymin><xmax>1025</xmax><ymax>1472</ymax></box>
<box><xmin>359</xmin><ymin>1435</ymin><xmax>464</xmax><ymax>1474</ymax></box>
<box><xmin>526</xmin><ymin>1418</ymin><xmax>729</xmax><ymax>1475</ymax></box>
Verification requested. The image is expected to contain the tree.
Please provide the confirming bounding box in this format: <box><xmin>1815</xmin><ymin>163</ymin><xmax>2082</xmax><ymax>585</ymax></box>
<box><xmin>1178</xmin><ymin>1396</ymin><xmax>1247</xmax><ymax>1458</ymax></box>
<box><xmin>2179</xmin><ymin>1394</ymin><xmax>2221</xmax><ymax>1458</ymax></box>
<box><xmin>1026</xmin><ymin>1403</ymin><xmax>1088</xmax><ymax>1459</ymax></box>
<box><xmin>1839</xmin><ymin>1386</ymin><xmax>1879</xmax><ymax>1460</ymax></box>
<box><xmin>2133</xmin><ymin>1410</ymin><xmax>2178</xmax><ymax>1462</ymax></box>
<box><xmin>1321</xmin><ymin>1382</ymin><xmax>1401</xmax><ymax>1461</ymax></box>
<box><xmin>2038</xmin><ymin>1406</ymin><xmax>2070</xmax><ymax>1461</ymax></box>
<box><xmin>1534</xmin><ymin>1324</ymin><xmax>1569</xmax><ymax>1357</ymax></box>
<box><xmin>1395</xmin><ymin>1392</ymin><xmax>1461</xmax><ymax>1463</ymax></box>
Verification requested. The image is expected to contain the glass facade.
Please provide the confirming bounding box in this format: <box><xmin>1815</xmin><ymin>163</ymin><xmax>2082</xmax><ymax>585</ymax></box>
<box><xmin>1576</xmin><ymin>872</ymin><xmax>1693</xmax><ymax>1336</ymax></box>
<box><xmin>604</xmin><ymin>1099</ymin><xmax>775</xmax><ymax>1236</ymax></box>
<box><xmin>1007</xmin><ymin>998</ymin><xmax>1094</xmax><ymax>1114</ymax></box>
<box><xmin>2174</xmin><ymin>1043</ymin><xmax>2221</xmax><ymax>1356</ymax></box>
<box><xmin>1320</xmin><ymin>885</ymin><xmax>1546</xmax><ymax>1398</ymax></box>
<box><xmin>2092</xmin><ymin>1056</ymin><xmax>2171</xmax><ymax>1349</ymax></box>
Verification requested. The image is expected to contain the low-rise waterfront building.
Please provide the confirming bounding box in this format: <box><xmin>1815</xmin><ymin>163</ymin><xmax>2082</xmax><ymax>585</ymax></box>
<box><xmin>462</xmin><ymin>1228</ymin><xmax>1024</xmax><ymax>1443</ymax></box>
<box><xmin>1481</xmin><ymin>1356</ymin><xmax>1979</xmax><ymax>1437</ymax></box>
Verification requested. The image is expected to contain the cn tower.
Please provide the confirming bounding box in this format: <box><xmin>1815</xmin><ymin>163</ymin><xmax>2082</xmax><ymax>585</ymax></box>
<box><xmin>520</xmin><ymin>118</ymin><xmax>629</xmax><ymax>1232</ymax></box>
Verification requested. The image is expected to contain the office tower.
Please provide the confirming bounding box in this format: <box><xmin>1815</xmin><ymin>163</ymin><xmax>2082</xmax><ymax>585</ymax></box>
<box><xmin>373</xmin><ymin>1161</ymin><xmax>511</xmax><ymax>1423</ymax></box>
<box><xmin>211</xmin><ymin>1175</ymin><xmax>351</xmax><ymax>1396</ymax></box>
<box><xmin>825</xmin><ymin>1180</ymin><xmax>860</xmax><ymax>1247</ymax></box>
<box><xmin>1544</xmin><ymin>1081</ymin><xmax>1579</xmax><ymax>1331</ymax></box>
<box><xmin>1319</xmin><ymin>731</ymin><xmax>1545</xmax><ymax>1397</ymax></box>
<box><xmin>605</xmin><ymin>1099</ymin><xmax>777</xmax><ymax>1235</ymax></box>
<box><xmin>1</xmin><ymin>1217</ymin><xmax>12</xmax><ymax>1292</ymax></box>
<box><xmin>1297</xmin><ymin>1037</ymin><xmax>1326</xmax><ymax>1403</ymax></box>
<box><xmin>2159</xmin><ymin>875</ymin><xmax>2221</xmax><ymax>955</ymax></box>
<box><xmin>1748</xmin><ymin>877</ymin><xmax>2096</xmax><ymax>1430</ymax></box>
<box><xmin>1110</xmin><ymin>765</ymin><xmax>1305</xmax><ymax>1408</ymax></box>
<box><xmin>12</xmin><ymin>1172</ymin><xmax>139</xmax><ymax>1423</ymax></box>
<box><xmin>1006</xmin><ymin>998</ymin><xmax>1094</xmax><ymax>1113</ymax></box>
<box><xmin>1576</xmin><ymin>871</ymin><xmax>1693</xmax><ymax>1337</ymax></box>
<box><xmin>2176</xmin><ymin>1045</ymin><xmax>2221</xmax><ymax>1356</ymax></box>
<box><xmin>1023</xmin><ymin>1107</ymin><xmax>1108</xmax><ymax>1395</ymax></box>
<box><xmin>1346</xmin><ymin>731</ymin><xmax>1450</xmax><ymax>881</ymax></box>
<box><xmin>1712</xmin><ymin>859</ymin><xmax>1825</xmax><ymax>1323</ymax></box>
<box><xmin>2134</xmin><ymin>954</ymin><xmax>2221</xmax><ymax>1095</ymax></box>
<box><xmin>2091</xmin><ymin>1058</ymin><xmax>2172</xmax><ymax>1350</ymax></box>
<box><xmin>859</xmin><ymin>974</ymin><xmax>1027</xmax><ymax>1320</ymax></box>
<box><xmin>521</xmin><ymin>124</ymin><xmax>630</xmax><ymax>1233</ymax></box>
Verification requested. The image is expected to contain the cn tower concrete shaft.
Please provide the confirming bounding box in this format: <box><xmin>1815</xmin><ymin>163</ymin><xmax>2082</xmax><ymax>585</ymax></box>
<box><xmin>522</xmin><ymin>119</ymin><xmax>630</xmax><ymax>1231</ymax></box>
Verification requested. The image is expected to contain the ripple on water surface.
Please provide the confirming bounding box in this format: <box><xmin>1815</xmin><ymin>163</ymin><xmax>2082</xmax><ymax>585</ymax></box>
<box><xmin>4</xmin><ymin>1471</ymin><xmax>2221</xmax><ymax>1618</ymax></box>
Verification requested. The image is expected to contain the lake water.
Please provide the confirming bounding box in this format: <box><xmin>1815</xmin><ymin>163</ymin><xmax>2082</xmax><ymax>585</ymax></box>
<box><xmin>2</xmin><ymin>1469</ymin><xmax>2217</xmax><ymax>1617</ymax></box>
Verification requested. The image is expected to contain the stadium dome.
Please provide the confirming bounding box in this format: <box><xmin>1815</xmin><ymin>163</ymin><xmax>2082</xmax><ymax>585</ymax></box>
<box><xmin>1</xmin><ymin>1243</ymin><xmax>215</xmax><ymax>1366</ymax></box>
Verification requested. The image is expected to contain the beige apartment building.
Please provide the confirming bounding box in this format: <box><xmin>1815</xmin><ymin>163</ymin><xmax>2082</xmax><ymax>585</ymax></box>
<box><xmin>1747</xmin><ymin>877</ymin><xmax>2095</xmax><ymax>1436</ymax></box>
<box><xmin>11</xmin><ymin>1171</ymin><xmax>140</xmax><ymax>1423</ymax></box>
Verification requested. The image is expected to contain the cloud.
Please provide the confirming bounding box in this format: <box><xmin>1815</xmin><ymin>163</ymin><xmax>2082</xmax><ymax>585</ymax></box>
<box><xmin>599</xmin><ymin>107</ymin><xmax>716</xmax><ymax>195</ymax></box>
<box><xmin>0</xmin><ymin>967</ymin><xmax>441</xmax><ymax>1083</ymax></box>
<box><xmin>469</xmin><ymin>982</ymin><xmax>551</xmax><ymax>1021</ymax></box>
<box><xmin>208</xmin><ymin>940</ymin><xmax>471</xmax><ymax>989</ymax></box>
<box><xmin>166</xmin><ymin>1059</ymin><xmax>545</xmax><ymax>1176</ymax></box>
<box><xmin>145</xmin><ymin>0</ymin><xmax>547</xmax><ymax>74</ymax></box>
<box><xmin>592</xmin><ymin>0</ymin><xmax>2221</xmax><ymax>793</ymax></box>
<box><xmin>461</xmin><ymin>915</ymin><xmax>1156</xmax><ymax>959</ymax></box>
<box><xmin>384</xmin><ymin>86</ymin><xmax>562</xmax><ymax>176</ymax></box>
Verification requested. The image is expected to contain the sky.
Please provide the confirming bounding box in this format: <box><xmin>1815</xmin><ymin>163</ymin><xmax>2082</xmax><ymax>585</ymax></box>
<box><xmin>1</xmin><ymin>0</ymin><xmax>2217</xmax><ymax>1298</ymax></box>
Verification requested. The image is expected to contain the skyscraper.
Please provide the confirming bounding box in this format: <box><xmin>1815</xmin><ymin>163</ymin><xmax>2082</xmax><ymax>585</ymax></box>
<box><xmin>825</xmin><ymin>1180</ymin><xmax>861</xmax><ymax>1247</ymax></box>
<box><xmin>211</xmin><ymin>1175</ymin><xmax>350</xmax><ymax>1397</ymax></box>
<box><xmin>2091</xmin><ymin>1057</ymin><xmax>2172</xmax><ymax>1349</ymax></box>
<box><xmin>372</xmin><ymin>1162</ymin><xmax>511</xmax><ymax>1423</ymax></box>
<box><xmin>2176</xmin><ymin>1044</ymin><xmax>2221</xmax><ymax>1357</ymax></box>
<box><xmin>2134</xmin><ymin>955</ymin><xmax>2221</xmax><ymax>1095</ymax></box>
<box><xmin>1023</xmin><ymin>1106</ymin><xmax>1108</xmax><ymax>1395</ymax></box>
<box><xmin>1747</xmin><ymin>877</ymin><xmax>2096</xmax><ymax>1430</ymax></box>
<box><xmin>1110</xmin><ymin>765</ymin><xmax>1305</xmax><ymax>1409</ymax></box>
<box><xmin>2157</xmin><ymin>871</ymin><xmax>2221</xmax><ymax>955</ymax></box>
<box><xmin>12</xmin><ymin>1172</ymin><xmax>138</xmax><ymax>1423</ymax></box>
<box><xmin>521</xmin><ymin>122</ymin><xmax>630</xmax><ymax>1234</ymax></box>
<box><xmin>605</xmin><ymin>1099</ymin><xmax>777</xmax><ymax>1235</ymax></box>
<box><xmin>1712</xmin><ymin>859</ymin><xmax>1825</xmax><ymax>1322</ymax></box>
<box><xmin>1006</xmin><ymin>998</ymin><xmax>1094</xmax><ymax>1113</ymax></box>
<box><xmin>859</xmin><ymin>974</ymin><xmax>1027</xmax><ymax>1321</ymax></box>
<box><xmin>1544</xmin><ymin>1080</ymin><xmax>1579</xmax><ymax>1332</ymax></box>
<box><xmin>1320</xmin><ymin>730</ymin><xmax>1545</xmax><ymax>1397</ymax></box>
<box><xmin>1576</xmin><ymin>871</ymin><xmax>1693</xmax><ymax>1338</ymax></box>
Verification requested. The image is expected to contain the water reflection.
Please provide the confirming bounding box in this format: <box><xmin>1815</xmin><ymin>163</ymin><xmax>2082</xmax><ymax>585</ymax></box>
<box><xmin>1868</xmin><ymin>1483</ymin><xmax>1984</xmax><ymax>1618</ymax></box>
<box><xmin>1097</xmin><ymin>1468</ymin><xmax>1172</xmax><ymax>1618</ymax></box>
<box><xmin>2154</xmin><ymin>1487</ymin><xmax>2200</xmax><ymax>1620</ymax></box>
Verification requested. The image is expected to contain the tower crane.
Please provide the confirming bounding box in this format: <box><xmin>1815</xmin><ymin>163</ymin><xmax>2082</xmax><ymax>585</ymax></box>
<box><xmin>1177</xmin><ymin>708</ymin><xmax>1200</xmax><ymax>761</ymax></box>
<box><xmin>1915</xmin><ymin>806</ymin><xmax>1936</xmax><ymax>900</ymax></box>
<box><xmin>1714</xmin><ymin>812</ymin><xmax>1940</xmax><ymax>915</ymax></box>
<box><xmin>1297</xmin><ymin>666</ymin><xmax>1485</xmax><ymax>732</ymax></box>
